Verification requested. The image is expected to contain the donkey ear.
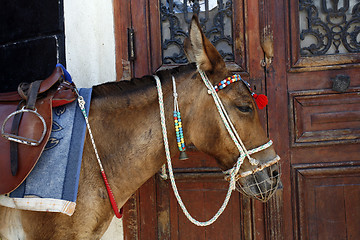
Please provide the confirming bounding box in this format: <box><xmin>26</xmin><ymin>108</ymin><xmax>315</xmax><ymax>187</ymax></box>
<box><xmin>186</xmin><ymin>15</ymin><xmax>225</xmax><ymax>72</ymax></box>
<box><xmin>184</xmin><ymin>37</ymin><xmax>196</xmax><ymax>63</ymax></box>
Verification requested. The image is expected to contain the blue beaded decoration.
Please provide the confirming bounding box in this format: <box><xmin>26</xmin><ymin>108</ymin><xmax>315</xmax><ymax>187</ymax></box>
<box><xmin>213</xmin><ymin>74</ymin><xmax>268</xmax><ymax>109</ymax></box>
<box><xmin>174</xmin><ymin>111</ymin><xmax>185</xmax><ymax>152</ymax></box>
<box><xmin>214</xmin><ymin>74</ymin><xmax>241</xmax><ymax>92</ymax></box>
<box><xmin>172</xmin><ymin>76</ymin><xmax>186</xmax><ymax>156</ymax></box>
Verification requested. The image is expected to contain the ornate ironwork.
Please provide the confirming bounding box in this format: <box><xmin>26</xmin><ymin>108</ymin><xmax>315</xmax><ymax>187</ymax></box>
<box><xmin>299</xmin><ymin>0</ymin><xmax>360</xmax><ymax>56</ymax></box>
<box><xmin>160</xmin><ymin>0</ymin><xmax>234</xmax><ymax>64</ymax></box>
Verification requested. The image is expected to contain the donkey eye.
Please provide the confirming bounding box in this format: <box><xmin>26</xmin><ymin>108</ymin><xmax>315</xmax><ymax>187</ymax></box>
<box><xmin>237</xmin><ymin>105</ymin><xmax>253</xmax><ymax>113</ymax></box>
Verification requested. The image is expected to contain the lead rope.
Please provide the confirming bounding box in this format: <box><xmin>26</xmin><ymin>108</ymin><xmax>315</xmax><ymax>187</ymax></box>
<box><xmin>154</xmin><ymin>75</ymin><xmax>236</xmax><ymax>226</ymax></box>
<box><xmin>76</xmin><ymin>91</ymin><xmax>123</xmax><ymax>219</ymax></box>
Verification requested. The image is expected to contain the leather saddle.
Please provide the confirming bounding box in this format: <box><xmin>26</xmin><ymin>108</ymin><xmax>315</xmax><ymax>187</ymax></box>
<box><xmin>0</xmin><ymin>66</ymin><xmax>77</xmax><ymax>194</ymax></box>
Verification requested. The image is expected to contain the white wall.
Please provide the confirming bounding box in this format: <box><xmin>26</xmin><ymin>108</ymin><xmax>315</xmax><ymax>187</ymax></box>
<box><xmin>64</xmin><ymin>0</ymin><xmax>117</xmax><ymax>88</ymax></box>
<box><xmin>63</xmin><ymin>0</ymin><xmax>123</xmax><ymax>239</ymax></box>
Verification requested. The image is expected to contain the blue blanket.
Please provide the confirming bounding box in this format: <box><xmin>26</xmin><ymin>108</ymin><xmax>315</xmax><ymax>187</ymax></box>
<box><xmin>0</xmin><ymin>88</ymin><xmax>92</xmax><ymax>215</ymax></box>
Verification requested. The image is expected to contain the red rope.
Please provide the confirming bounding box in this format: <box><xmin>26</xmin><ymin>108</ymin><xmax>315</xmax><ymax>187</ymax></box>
<box><xmin>101</xmin><ymin>170</ymin><xmax>123</xmax><ymax>219</ymax></box>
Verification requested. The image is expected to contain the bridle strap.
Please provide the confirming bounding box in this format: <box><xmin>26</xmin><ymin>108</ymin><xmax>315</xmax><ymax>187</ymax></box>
<box><xmin>230</xmin><ymin>155</ymin><xmax>280</xmax><ymax>180</ymax></box>
<box><xmin>154</xmin><ymin>70</ymin><xmax>279</xmax><ymax>227</ymax></box>
<box><xmin>247</xmin><ymin>139</ymin><xmax>273</xmax><ymax>155</ymax></box>
<box><xmin>198</xmin><ymin>69</ymin><xmax>280</xmax><ymax>181</ymax></box>
<box><xmin>198</xmin><ymin>69</ymin><xmax>258</xmax><ymax>169</ymax></box>
<box><xmin>154</xmin><ymin>74</ymin><xmax>234</xmax><ymax>226</ymax></box>
<box><xmin>222</xmin><ymin>140</ymin><xmax>274</xmax><ymax>175</ymax></box>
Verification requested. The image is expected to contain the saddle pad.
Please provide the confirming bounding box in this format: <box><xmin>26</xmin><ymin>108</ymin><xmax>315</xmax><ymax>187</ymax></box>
<box><xmin>0</xmin><ymin>88</ymin><xmax>92</xmax><ymax>216</ymax></box>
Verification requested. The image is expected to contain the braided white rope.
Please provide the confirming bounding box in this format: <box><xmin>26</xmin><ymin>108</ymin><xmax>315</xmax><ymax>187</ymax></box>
<box><xmin>77</xmin><ymin>95</ymin><xmax>104</xmax><ymax>171</ymax></box>
<box><xmin>198</xmin><ymin>70</ymin><xmax>259</xmax><ymax>166</ymax></box>
<box><xmin>154</xmin><ymin>75</ymin><xmax>236</xmax><ymax>226</ymax></box>
<box><xmin>172</xmin><ymin>76</ymin><xmax>180</xmax><ymax>113</ymax></box>
<box><xmin>154</xmin><ymin>70</ymin><xmax>276</xmax><ymax>227</ymax></box>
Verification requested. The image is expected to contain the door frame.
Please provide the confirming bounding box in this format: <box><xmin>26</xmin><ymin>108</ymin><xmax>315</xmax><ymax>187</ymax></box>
<box><xmin>113</xmin><ymin>0</ymin><xmax>285</xmax><ymax>239</ymax></box>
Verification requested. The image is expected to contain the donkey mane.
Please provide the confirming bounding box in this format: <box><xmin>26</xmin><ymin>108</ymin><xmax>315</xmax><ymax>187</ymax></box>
<box><xmin>92</xmin><ymin>63</ymin><xmax>197</xmax><ymax>101</ymax></box>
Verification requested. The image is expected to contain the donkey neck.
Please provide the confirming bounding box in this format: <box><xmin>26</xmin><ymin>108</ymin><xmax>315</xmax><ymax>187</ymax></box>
<box><xmin>87</xmin><ymin>64</ymin><xmax>202</xmax><ymax>206</ymax></box>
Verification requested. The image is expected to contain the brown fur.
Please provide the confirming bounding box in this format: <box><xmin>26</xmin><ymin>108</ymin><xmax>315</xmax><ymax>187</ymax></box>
<box><xmin>0</xmin><ymin>16</ymin><xmax>277</xmax><ymax>239</ymax></box>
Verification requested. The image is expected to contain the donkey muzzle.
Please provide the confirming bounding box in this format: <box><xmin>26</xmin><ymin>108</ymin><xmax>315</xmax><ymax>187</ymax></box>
<box><xmin>235</xmin><ymin>160</ymin><xmax>281</xmax><ymax>202</ymax></box>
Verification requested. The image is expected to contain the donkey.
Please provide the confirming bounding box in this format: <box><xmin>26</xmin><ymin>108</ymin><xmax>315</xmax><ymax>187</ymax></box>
<box><xmin>0</xmin><ymin>17</ymin><xmax>280</xmax><ymax>239</ymax></box>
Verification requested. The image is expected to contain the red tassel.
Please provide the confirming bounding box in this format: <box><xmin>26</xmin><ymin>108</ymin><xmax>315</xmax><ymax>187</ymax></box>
<box><xmin>253</xmin><ymin>94</ymin><xmax>268</xmax><ymax>109</ymax></box>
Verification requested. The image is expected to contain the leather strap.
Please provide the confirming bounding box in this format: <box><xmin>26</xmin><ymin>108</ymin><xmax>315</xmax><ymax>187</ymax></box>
<box><xmin>26</xmin><ymin>81</ymin><xmax>42</xmax><ymax>110</ymax></box>
<box><xmin>10</xmin><ymin>102</ymin><xmax>24</xmax><ymax>176</ymax></box>
<box><xmin>9</xmin><ymin>80</ymin><xmax>42</xmax><ymax>176</ymax></box>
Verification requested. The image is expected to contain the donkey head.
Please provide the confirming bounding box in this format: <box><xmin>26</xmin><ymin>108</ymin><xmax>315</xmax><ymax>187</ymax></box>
<box><xmin>183</xmin><ymin>16</ymin><xmax>280</xmax><ymax>202</ymax></box>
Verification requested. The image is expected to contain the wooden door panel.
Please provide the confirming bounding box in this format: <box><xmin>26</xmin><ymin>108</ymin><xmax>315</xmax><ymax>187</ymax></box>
<box><xmin>287</xmin><ymin>68</ymin><xmax>360</xmax><ymax>91</ymax></box>
<box><xmin>293</xmin><ymin>164</ymin><xmax>360</xmax><ymax>240</ymax></box>
<box><xmin>167</xmin><ymin>180</ymin><xmax>241</xmax><ymax>240</ymax></box>
<box><xmin>289</xmin><ymin>89</ymin><xmax>360</xmax><ymax>147</ymax></box>
<box><xmin>290</xmin><ymin>144</ymin><xmax>360</xmax><ymax>165</ymax></box>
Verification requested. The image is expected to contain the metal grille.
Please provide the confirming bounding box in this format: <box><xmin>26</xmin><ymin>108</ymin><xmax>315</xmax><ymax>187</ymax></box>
<box><xmin>236</xmin><ymin>161</ymin><xmax>281</xmax><ymax>202</ymax></box>
<box><xmin>160</xmin><ymin>0</ymin><xmax>234</xmax><ymax>64</ymax></box>
<box><xmin>299</xmin><ymin>0</ymin><xmax>360</xmax><ymax>56</ymax></box>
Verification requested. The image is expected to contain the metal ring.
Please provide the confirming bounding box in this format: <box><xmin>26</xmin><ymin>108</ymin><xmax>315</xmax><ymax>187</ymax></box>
<box><xmin>1</xmin><ymin>107</ymin><xmax>47</xmax><ymax>146</ymax></box>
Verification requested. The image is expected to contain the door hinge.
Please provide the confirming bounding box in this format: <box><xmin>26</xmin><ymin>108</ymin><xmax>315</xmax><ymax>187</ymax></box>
<box><xmin>128</xmin><ymin>28</ymin><xmax>136</xmax><ymax>61</ymax></box>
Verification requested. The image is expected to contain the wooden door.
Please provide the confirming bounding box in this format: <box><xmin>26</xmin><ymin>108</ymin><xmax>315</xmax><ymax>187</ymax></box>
<box><xmin>113</xmin><ymin>0</ymin><xmax>277</xmax><ymax>239</ymax></box>
<box><xmin>267</xmin><ymin>0</ymin><xmax>360</xmax><ymax>239</ymax></box>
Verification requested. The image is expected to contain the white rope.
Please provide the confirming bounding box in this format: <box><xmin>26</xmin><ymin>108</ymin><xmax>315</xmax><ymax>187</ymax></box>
<box><xmin>154</xmin><ymin>70</ymin><xmax>277</xmax><ymax>227</ymax></box>
<box><xmin>172</xmin><ymin>76</ymin><xmax>180</xmax><ymax>113</ymax></box>
<box><xmin>154</xmin><ymin>75</ymin><xmax>236</xmax><ymax>226</ymax></box>
<box><xmin>198</xmin><ymin>70</ymin><xmax>258</xmax><ymax>166</ymax></box>
<box><xmin>77</xmin><ymin>95</ymin><xmax>104</xmax><ymax>171</ymax></box>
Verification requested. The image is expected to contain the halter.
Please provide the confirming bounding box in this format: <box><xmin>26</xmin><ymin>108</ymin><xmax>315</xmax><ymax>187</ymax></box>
<box><xmin>198</xmin><ymin>70</ymin><xmax>280</xmax><ymax>180</ymax></box>
<box><xmin>154</xmin><ymin>69</ymin><xmax>280</xmax><ymax>227</ymax></box>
